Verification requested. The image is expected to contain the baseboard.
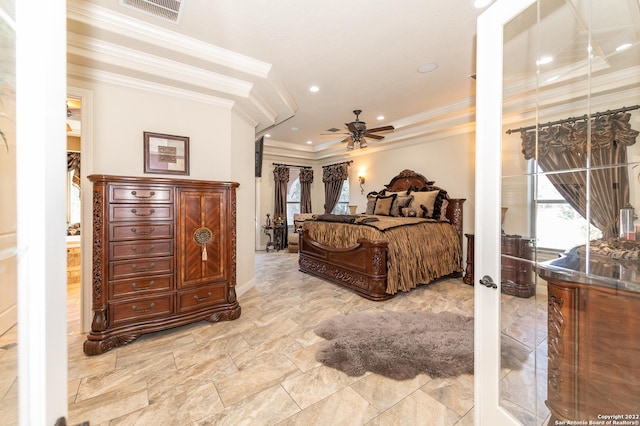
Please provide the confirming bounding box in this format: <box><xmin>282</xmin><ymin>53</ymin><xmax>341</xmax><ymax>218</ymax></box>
<box><xmin>236</xmin><ymin>277</ymin><xmax>255</xmax><ymax>298</ymax></box>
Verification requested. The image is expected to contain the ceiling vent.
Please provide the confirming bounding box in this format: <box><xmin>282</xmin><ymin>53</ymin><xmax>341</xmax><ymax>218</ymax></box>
<box><xmin>119</xmin><ymin>0</ymin><xmax>185</xmax><ymax>24</ymax></box>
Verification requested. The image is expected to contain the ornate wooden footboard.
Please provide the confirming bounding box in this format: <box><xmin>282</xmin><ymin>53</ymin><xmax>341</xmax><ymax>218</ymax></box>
<box><xmin>297</xmin><ymin>169</ymin><xmax>465</xmax><ymax>300</ymax></box>
<box><xmin>298</xmin><ymin>232</ymin><xmax>392</xmax><ymax>300</ymax></box>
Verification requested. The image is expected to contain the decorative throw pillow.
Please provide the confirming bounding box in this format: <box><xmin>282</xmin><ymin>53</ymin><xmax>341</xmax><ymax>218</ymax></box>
<box><xmin>373</xmin><ymin>194</ymin><xmax>397</xmax><ymax>216</ymax></box>
<box><xmin>409</xmin><ymin>190</ymin><xmax>440</xmax><ymax>218</ymax></box>
<box><xmin>431</xmin><ymin>190</ymin><xmax>449</xmax><ymax>220</ymax></box>
<box><xmin>381</xmin><ymin>189</ymin><xmax>409</xmax><ymax>198</ymax></box>
<box><xmin>401</xmin><ymin>206</ymin><xmax>421</xmax><ymax>217</ymax></box>
<box><xmin>390</xmin><ymin>195</ymin><xmax>413</xmax><ymax>217</ymax></box>
<box><xmin>365</xmin><ymin>192</ymin><xmax>379</xmax><ymax>215</ymax></box>
<box><xmin>439</xmin><ymin>199</ymin><xmax>449</xmax><ymax>221</ymax></box>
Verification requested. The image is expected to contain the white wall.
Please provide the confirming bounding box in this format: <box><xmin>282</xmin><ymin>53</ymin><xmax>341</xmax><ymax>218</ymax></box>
<box><xmin>230</xmin><ymin>111</ymin><xmax>256</xmax><ymax>291</ymax></box>
<box><xmin>72</xmin><ymin>79</ymin><xmax>256</xmax><ymax>296</ymax></box>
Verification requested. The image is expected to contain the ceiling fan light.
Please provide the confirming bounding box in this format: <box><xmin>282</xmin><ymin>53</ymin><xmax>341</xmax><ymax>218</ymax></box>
<box><xmin>347</xmin><ymin>139</ymin><xmax>355</xmax><ymax>150</ymax></box>
<box><xmin>359</xmin><ymin>140</ymin><xmax>368</xmax><ymax>148</ymax></box>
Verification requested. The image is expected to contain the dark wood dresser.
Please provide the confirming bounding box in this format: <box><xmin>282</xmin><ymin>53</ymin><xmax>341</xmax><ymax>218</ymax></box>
<box><xmin>84</xmin><ymin>175</ymin><xmax>241</xmax><ymax>355</ymax></box>
<box><xmin>500</xmin><ymin>235</ymin><xmax>535</xmax><ymax>297</ymax></box>
<box><xmin>539</xmin><ymin>255</ymin><xmax>640</xmax><ymax>424</ymax></box>
<box><xmin>462</xmin><ymin>234</ymin><xmax>535</xmax><ymax>296</ymax></box>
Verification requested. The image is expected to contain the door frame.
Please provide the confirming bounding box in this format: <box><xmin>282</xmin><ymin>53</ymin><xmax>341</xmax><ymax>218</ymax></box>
<box><xmin>67</xmin><ymin>85</ymin><xmax>94</xmax><ymax>333</ymax></box>
<box><xmin>16</xmin><ymin>0</ymin><xmax>69</xmax><ymax>423</ymax></box>
<box><xmin>474</xmin><ymin>0</ymin><xmax>537</xmax><ymax>424</ymax></box>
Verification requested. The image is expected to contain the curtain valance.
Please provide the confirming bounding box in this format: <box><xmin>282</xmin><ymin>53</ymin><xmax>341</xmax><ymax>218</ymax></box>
<box><xmin>521</xmin><ymin>112</ymin><xmax>638</xmax><ymax>160</ymax></box>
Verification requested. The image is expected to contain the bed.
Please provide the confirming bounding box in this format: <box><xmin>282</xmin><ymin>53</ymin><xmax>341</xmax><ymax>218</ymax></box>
<box><xmin>298</xmin><ymin>169</ymin><xmax>465</xmax><ymax>300</ymax></box>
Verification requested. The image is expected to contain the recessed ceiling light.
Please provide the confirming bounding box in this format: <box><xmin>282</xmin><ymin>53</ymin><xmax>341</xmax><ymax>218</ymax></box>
<box><xmin>291</xmin><ymin>127</ymin><xmax>299</xmax><ymax>131</ymax></box>
<box><xmin>417</xmin><ymin>63</ymin><xmax>438</xmax><ymax>73</ymax></box>
<box><xmin>264</xmin><ymin>134</ymin><xmax>271</xmax><ymax>138</ymax></box>
<box><xmin>536</xmin><ymin>56</ymin><xmax>553</xmax><ymax>65</ymax></box>
<box><xmin>309</xmin><ymin>85</ymin><xmax>320</xmax><ymax>92</ymax></box>
<box><xmin>306</xmin><ymin>140</ymin><xmax>313</xmax><ymax>144</ymax></box>
<box><xmin>377</xmin><ymin>115</ymin><xmax>385</xmax><ymax>121</ymax></box>
<box><xmin>616</xmin><ymin>43</ymin><xmax>632</xmax><ymax>52</ymax></box>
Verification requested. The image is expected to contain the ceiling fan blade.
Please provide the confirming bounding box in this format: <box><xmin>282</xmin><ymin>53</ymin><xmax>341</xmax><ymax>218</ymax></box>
<box><xmin>366</xmin><ymin>134</ymin><xmax>385</xmax><ymax>140</ymax></box>
<box><xmin>341</xmin><ymin>136</ymin><xmax>352</xmax><ymax>144</ymax></box>
<box><xmin>321</xmin><ymin>132</ymin><xmax>350</xmax><ymax>136</ymax></box>
<box><xmin>366</xmin><ymin>125</ymin><xmax>394</xmax><ymax>133</ymax></box>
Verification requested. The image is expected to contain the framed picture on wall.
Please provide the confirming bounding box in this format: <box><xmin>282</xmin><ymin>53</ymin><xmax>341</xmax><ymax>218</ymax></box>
<box><xmin>143</xmin><ymin>131</ymin><xmax>190</xmax><ymax>175</ymax></box>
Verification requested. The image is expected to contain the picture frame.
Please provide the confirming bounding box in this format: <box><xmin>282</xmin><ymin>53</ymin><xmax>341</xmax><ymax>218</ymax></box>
<box><xmin>143</xmin><ymin>131</ymin><xmax>190</xmax><ymax>175</ymax></box>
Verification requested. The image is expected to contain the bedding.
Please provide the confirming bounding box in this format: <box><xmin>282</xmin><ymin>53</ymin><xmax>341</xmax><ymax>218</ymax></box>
<box><xmin>298</xmin><ymin>169</ymin><xmax>466</xmax><ymax>300</ymax></box>
<box><xmin>304</xmin><ymin>216</ymin><xmax>462</xmax><ymax>294</ymax></box>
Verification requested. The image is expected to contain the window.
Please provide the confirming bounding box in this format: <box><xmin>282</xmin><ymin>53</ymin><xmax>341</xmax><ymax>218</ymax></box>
<box><xmin>286</xmin><ymin>169</ymin><xmax>301</xmax><ymax>225</ymax></box>
<box><xmin>331</xmin><ymin>178</ymin><xmax>350</xmax><ymax>215</ymax></box>
<box><xmin>534</xmin><ymin>167</ymin><xmax>602</xmax><ymax>250</ymax></box>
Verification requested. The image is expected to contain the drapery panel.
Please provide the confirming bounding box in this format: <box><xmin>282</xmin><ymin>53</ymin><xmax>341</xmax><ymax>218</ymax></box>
<box><xmin>67</xmin><ymin>152</ymin><xmax>81</xmax><ymax>185</ymax></box>
<box><xmin>521</xmin><ymin>112</ymin><xmax>638</xmax><ymax>239</ymax></box>
<box><xmin>299</xmin><ymin>168</ymin><xmax>314</xmax><ymax>214</ymax></box>
<box><xmin>273</xmin><ymin>165</ymin><xmax>290</xmax><ymax>247</ymax></box>
<box><xmin>323</xmin><ymin>163</ymin><xmax>349</xmax><ymax>214</ymax></box>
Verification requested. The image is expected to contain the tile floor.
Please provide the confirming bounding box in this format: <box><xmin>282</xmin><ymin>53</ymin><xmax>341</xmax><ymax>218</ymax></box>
<box><xmin>0</xmin><ymin>250</ymin><xmax>550</xmax><ymax>425</ymax></box>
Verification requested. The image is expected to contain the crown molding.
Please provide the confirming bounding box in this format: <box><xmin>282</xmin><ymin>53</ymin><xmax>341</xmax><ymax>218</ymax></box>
<box><xmin>67</xmin><ymin>0</ymin><xmax>295</xmax><ymax>131</ymax></box>
<box><xmin>67</xmin><ymin>65</ymin><xmax>235</xmax><ymax>109</ymax></box>
<box><xmin>67</xmin><ymin>0</ymin><xmax>271</xmax><ymax>78</ymax></box>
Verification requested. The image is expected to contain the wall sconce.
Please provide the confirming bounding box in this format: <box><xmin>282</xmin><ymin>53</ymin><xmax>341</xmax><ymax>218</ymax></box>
<box><xmin>358</xmin><ymin>174</ymin><xmax>365</xmax><ymax>194</ymax></box>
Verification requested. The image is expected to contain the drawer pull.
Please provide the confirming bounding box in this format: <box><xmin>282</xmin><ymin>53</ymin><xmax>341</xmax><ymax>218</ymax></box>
<box><xmin>131</xmin><ymin>190</ymin><xmax>155</xmax><ymax>199</ymax></box>
<box><xmin>194</xmin><ymin>292</ymin><xmax>213</xmax><ymax>302</ymax></box>
<box><xmin>131</xmin><ymin>303</ymin><xmax>155</xmax><ymax>313</ymax></box>
<box><xmin>131</xmin><ymin>245</ymin><xmax>155</xmax><ymax>253</ymax></box>
<box><xmin>130</xmin><ymin>227</ymin><xmax>155</xmax><ymax>235</ymax></box>
<box><xmin>131</xmin><ymin>263</ymin><xmax>155</xmax><ymax>272</ymax></box>
<box><xmin>131</xmin><ymin>280</ymin><xmax>155</xmax><ymax>291</ymax></box>
<box><xmin>131</xmin><ymin>208</ymin><xmax>155</xmax><ymax>217</ymax></box>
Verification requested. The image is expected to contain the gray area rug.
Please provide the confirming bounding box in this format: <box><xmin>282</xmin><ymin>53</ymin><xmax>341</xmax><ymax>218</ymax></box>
<box><xmin>314</xmin><ymin>310</ymin><xmax>529</xmax><ymax>380</ymax></box>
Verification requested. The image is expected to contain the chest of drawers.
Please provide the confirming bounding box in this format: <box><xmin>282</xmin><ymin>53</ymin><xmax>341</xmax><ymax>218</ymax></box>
<box><xmin>84</xmin><ymin>175</ymin><xmax>240</xmax><ymax>355</ymax></box>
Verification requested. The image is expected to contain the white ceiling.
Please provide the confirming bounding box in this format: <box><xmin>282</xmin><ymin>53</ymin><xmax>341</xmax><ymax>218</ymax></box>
<box><xmin>67</xmin><ymin>0</ymin><xmax>640</xmax><ymax>160</ymax></box>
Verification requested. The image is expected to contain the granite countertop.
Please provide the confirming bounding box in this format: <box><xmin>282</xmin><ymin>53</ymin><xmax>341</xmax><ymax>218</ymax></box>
<box><xmin>538</xmin><ymin>239</ymin><xmax>640</xmax><ymax>293</ymax></box>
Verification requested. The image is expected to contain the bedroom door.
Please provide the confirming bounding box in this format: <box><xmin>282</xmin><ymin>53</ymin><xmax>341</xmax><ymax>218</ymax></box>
<box><xmin>475</xmin><ymin>0</ymin><xmax>637</xmax><ymax>424</ymax></box>
<box><xmin>475</xmin><ymin>0</ymin><xmax>539</xmax><ymax>424</ymax></box>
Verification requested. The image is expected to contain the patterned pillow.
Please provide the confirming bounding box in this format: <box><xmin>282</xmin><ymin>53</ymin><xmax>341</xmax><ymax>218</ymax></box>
<box><xmin>431</xmin><ymin>190</ymin><xmax>449</xmax><ymax>220</ymax></box>
<box><xmin>365</xmin><ymin>192</ymin><xmax>379</xmax><ymax>215</ymax></box>
<box><xmin>439</xmin><ymin>198</ymin><xmax>450</xmax><ymax>221</ymax></box>
<box><xmin>373</xmin><ymin>194</ymin><xmax>397</xmax><ymax>216</ymax></box>
<box><xmin>382</xmin><ymin>189</ymin><xmax>409</xmax><ymax>198</ymax></box>
<box><xmin>401</xmin><ymin>206</ymin><xmax>422</xmax><ymax>217</ymax></box>
<box><xmin>390</xmin><ymin>195</ymin><xmax>413</xmax><ymax>217</ymax></box>
<box><xmin>409</xmin><ymin>190</ymin><xmax>440</xmax><ymax>218</ymax></box>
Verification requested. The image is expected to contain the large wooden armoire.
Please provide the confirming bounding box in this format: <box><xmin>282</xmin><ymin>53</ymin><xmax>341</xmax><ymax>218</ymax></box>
<box><xmin>84</xmin><ymin>175</ymin><xmax>241</xmax><ymax>355</ymax></box>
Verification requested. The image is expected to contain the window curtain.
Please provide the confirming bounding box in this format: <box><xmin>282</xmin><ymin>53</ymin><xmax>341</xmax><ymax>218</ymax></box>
<box><xmin>299</xmin><ymin>168</ymin><xmax>313</xmax><ymax>213</ymax></box>
<box><xmin>273</xmin><ymin>165</ymin><xmax>290</xmax><ymax>247</ymax></box>
<box><xmin>521</xmin><ymin>112</ymin><xmax>638</xmax><ymax>239</ymax></box>
<box><xmin>322</xmin><ymin>163</ymin><xmax>349</xmax><ymax>214</ymax></box>
<box><xmin>67</xmin><ymin>152</ymin><xmax>81</xmax><ymax>186</ymax></box>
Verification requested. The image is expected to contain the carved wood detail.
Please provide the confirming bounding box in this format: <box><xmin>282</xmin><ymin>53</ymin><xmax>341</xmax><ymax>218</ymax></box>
<box><xmin>85</xmin><ymin>175</ymin><xmax>240</xmax><ymax>355</ymax></box>
<box><xmin>298</xmin><ymin>169</ymin><xmax>464</xmax><ymax>300</ymax></box>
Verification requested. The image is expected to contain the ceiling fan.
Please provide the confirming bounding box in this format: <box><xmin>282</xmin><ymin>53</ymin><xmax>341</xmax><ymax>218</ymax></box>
<box><xmin>330</xmin><ymin>110</ymin><xmax>395</xmax><ymax>150</ymax></box>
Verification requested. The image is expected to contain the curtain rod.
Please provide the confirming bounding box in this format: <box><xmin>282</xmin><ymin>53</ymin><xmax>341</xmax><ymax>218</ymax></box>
<box><xmin>272</xmin><ymin>162</ymin><xmax>312</xmax><ymax>169</ymax></box>
<box><xmin>322</xmin><ymin>160</ymin><xmax>353</xmax><ymax>169</ymax></box>
<box><xmin>505</xmin><ymin>104</ymin><xmax>640</xmax><ymax>135</ymax></box>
